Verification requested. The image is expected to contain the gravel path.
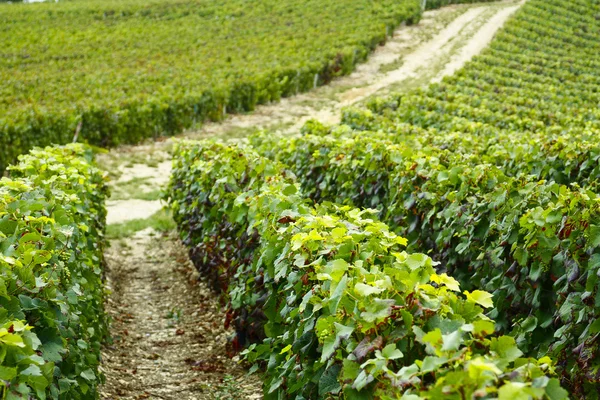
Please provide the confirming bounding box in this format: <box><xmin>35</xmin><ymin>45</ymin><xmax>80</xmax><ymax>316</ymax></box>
<box><xmin>100</xmin><ymin>231</ymin><xmax>262</xmax><ymax>400</ymax></box>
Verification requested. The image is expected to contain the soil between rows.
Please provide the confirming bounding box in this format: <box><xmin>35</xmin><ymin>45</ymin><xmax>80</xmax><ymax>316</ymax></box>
<box><xmin>100</xmin><ymin>230</ymin><xmax>262</xmax><ymax>400</ymax></box>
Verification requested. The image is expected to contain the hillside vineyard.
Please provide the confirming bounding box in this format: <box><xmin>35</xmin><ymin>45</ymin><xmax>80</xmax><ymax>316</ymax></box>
<box><xmin>0</xmin><ymin>0</ymin><xmax>428</xmax><ymax>172</ymax></box>
<box><xmin>241</xmin><ymin>0</ymin><xmax>600</xmax><ymax>397</ymax></box>
<box><xmin>1</xmin><ymin>0</ymin><xmax>595</xmax><ymax>398</ymax></box>
<box><xmin>168</xmin><ymin>0</ymin><xmax>596</xmax><ymax>398</ymax></box>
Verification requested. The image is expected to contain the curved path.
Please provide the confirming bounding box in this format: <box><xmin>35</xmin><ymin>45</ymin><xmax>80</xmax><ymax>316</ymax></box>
<box><xmin>99</xmin><ymin>1</ymin><xmax>523</xmax><ymax>398</ymax></box>
<box><xmin>190</xmin><ymin>0</ymin><xmax>522</xmax><ymax>138</ymax></box>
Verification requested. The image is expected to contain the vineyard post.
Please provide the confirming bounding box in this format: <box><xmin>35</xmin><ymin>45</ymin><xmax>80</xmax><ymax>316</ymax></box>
<box><xmin>73</xmin><ymin>120</ymin><xmax>83</xmax><ymax>143</ymax></box>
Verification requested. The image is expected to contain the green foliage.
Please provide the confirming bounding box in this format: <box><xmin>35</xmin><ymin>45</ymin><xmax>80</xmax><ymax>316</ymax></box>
<box><xmin>247</xmin><ymin>0</ymin><xmax>600</xmax><ymax>396</ymax></box>
<box><xmin>0</xmin><ymin>0</ymin><xmax>425</xmax><ymax>173</ymax></box>
<box><xmin>167</xmin><ymin>141</ymin><xmax>285</xmax><ymax>336</ymax></box>
<box><xmin>0</xmin><ymin>144</ymin><xmax>108</xmax><ymax>399</ymax></box>
<box><xmin>424</xmin><ymin>0</ymin><xmax>499</xmax><ymax>10</ymax></box>
<box><xmin>167</xmin><ymin>140</ymin><xmax>566</xmax><ymax>399</ymax></box>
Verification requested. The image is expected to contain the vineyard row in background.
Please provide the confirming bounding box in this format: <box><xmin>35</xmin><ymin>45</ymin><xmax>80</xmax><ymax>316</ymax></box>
<box><xmin>0</xmin><ymin>0</ymin><xmax>496</xmax><ymax>174</ymax></box>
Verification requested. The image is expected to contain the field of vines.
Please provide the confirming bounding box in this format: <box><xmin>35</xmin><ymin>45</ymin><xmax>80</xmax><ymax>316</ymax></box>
<box><xmin>0</xmin><ymin>0</ymin><xmax>501</xmax><ymax>174</ymax></box>
<box><xmin>0</xmin><ymin>0</ymin><xmax>514</xmax><ymax>398</ymax></box>
<box><xmin>166</xmin><ymin>0</ymin><xmax>599</xmax><ymax>398</ymax></box>
<box><xmin>0</xmin><ymin>0</ymin><xmax>428</xmax><ymax>173</ymax></box>
<box><xmin>2</xmin><ymin>0</ymin><xmax>598</xmax><ymax>398</ymax></box>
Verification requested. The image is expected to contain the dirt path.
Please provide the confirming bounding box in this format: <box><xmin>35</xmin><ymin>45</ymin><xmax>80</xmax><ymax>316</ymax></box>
<box><xmin>432</xmin><ymin>3</ymin><xmax>522</xmax><ymax>81</ymax></box>
<box><xmin>185</xmin><ymin>0</ymin><xmax>521</xmax><ymax>139</ymax></box>
<box><xmin>98</xmin><ymin>1</ymin><xmax>523</xmax><ymax>398</ymax></box>
<box><xmin>100</xmin><ymin>231</ymin><xmax>262</xmax><ymax>400</ymax></box>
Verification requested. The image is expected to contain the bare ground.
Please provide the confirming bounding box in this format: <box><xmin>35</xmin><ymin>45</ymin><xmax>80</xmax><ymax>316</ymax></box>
<box><xmin>100</xmin><ymin>230</ymin><xmax>262</xmax><ymax>400</ymax></box>
<box><xmin>106</xmin><ymin>199</ymin><xmax>165</xmax><ymax>225</ymax></box>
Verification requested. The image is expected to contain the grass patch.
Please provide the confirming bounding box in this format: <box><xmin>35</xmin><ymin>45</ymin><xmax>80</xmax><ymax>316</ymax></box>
<box><xmin>106</xmin><ymin>208</ymin><xmax>176</xmax><ymax>239</ymax></box>
<box><xmin>110</xmin><ymin>176</ymin><xmax>164</xmax><ymax>201</ymax></box>
<box><xmin>379</xmin><ymin>56</ymin><xmax>405</xmax><ymax>74</ymax></box>
<box><xmin>96</xmin><ymin>147</ymin><xmax>170</xmax><ymax>181</ymax></box>
<box><xmin>205</xmin><ymin>375</ymin><xmax>246</xmax><ymax>400</ymax></box>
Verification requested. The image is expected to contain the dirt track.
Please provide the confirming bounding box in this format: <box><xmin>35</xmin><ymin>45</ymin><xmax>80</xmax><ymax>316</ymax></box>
<box><xmin>100</xmin><ymin>232</ymin><xmax>262</xmax><ymax>400</ymax></box>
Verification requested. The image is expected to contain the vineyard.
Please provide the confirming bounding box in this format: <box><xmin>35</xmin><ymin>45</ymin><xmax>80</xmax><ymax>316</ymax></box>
<box><xmin>0</xmin><ymin>0</ymin><xmax>427</xmax><ymax>173</ymax></box>
<box><xmin>167</xmin><ymin>0</ymin><xmax>597</xmax><ymax>398</ymax></box>
<box><xmin>0</xmin><ymin>0</ymin><xmax>597</xmax><ymax>398</ymax></box>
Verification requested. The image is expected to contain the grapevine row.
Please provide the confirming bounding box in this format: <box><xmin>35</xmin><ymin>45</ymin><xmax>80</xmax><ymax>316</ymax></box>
<box><xmin>166</xmin><ymin>140</ymin><xmax>566</xmax><ymax>399</ymax></box>
<box><xmin>0</xmin><ymin>144</ymin><xmax>108</xmax><ymax>399</ymax></box>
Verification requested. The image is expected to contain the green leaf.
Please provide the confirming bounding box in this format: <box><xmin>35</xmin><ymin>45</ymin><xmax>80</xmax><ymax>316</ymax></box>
<box><xmin>321</xmin><ymin>323</ymin><xmax>354</xmax><ymax>362</ymax></box>
<box><xmin>430</xmin><ymin>273</ymin><xmax>460</xmax><ymax>292</ymax></box>
<box><xmin>491</xmin><ymin>336</ymin><xmax>523</xmax><ymax>363</ymax></box>
<box><xmin>396</xmin><ymin>364</ymin><xmax>419</xmax><ymax>380</ymax></box>
<box><xmin>590</xmin><ymin>224</ymin><xmax>600</xmax><ymax>248</ymax></box>
<box><xmin>335</xmin><ymin>323</ymin><xmax>354</xmax><ymax>340</ymax></box>
<box><xmin>421</xmin><ymin>329</ymin><xmax>442</xmax><ymax>348</ymax></box>
<box><xmin>32</xmin><ymin>250</ymin><xmax>52</xmax><ymax>265</ymax></box>
<box><xmin>19</xmin><ymin>295</ymin><xmax>41</xmax><ymax>311</ymax></box>
<box><xmin>282</xmin><ymin>184</ymin><xmax>297</xmax><ymax>196</ymax></box>
<box><xmin>545</xmin><ymin>378</ymin><xmax>569</xmax><ymax>400</ymax></box>
<box><xmin>498</xmin><ymin>382</ymin><xmax>531</xmax><ymax>400</ymax></box>
<box><xmin>361</xmin><ymin>299</ymin><xmax>394</xmax><ymax>323</ymax></box>
<box><xmin>420</xmin><ymin>356</ymin><xmax>447</xmax><ymax>373</ymax></box>
<box><xmin>545</xmin><ymin>211</ymin><xmax>563</xmax><ymax>224</ymax></box>
<box><xmin>537</xmin><ymin>233</ymin><xmax>560</xmax><ymax>251</ymax></box>
<box><xmin>279</xmin><ymin>344</ymin><xmax>292</xmax><ymax>355</ymax></box>
<box><xmin>589</xmin><ymin>254</ymin><xmax>600</xmax><ymax>271</ymax></box>
<box><xmin>464</xmin><ymin>290</ymin><xmax>494</xmax><ymax>308</ymax></box>
<box><xmin>0</xmin><ymin>277</ymin><xmax>8</xmax><ymax>300</ymax></box>
<box><xmin>342</xmin><ymin>359</ymin><xmax>360</xmax><ymax>381</ymax></box>
<box><xmin>381</xmin><ymin>344</ymin><xmax>403</xmax><ymax>360</ymax></box>
<box><xmin>0</xmin><ymin>366</ymin><xmax>16</xmax><ymax>380</ymax></box>
<box><xmin>520</xmin><ymin>316</ymin><xmax>538</xmax><ymax>333</ymax></box>
<box><xmin>590</xmin><ymin>318</ymin><xmax>600</xmax><ymax>335</ymax></box>
<box><xmin>441</xmin><ymin>330</ymin><xmax>462</xmax><ymax>352</ymax></box>
<box><xmin>468</xmin><ymin>357</ymin><xmax>502</xmax><ymax>378</ymax></box>
<box><xmin>328</xmin><ymin>259</ymin><xmax>349</xmax><ymax>281</ymax></box>
<box><xmin>352</xmin><ymin>370</ymin><xmax>374</xmax><ymax>391</ymax></box>
<box><xmin>79</xmin><ymin>369</ymin><xmax>96</xmax><ymax>382</ymax></box>
<box><xmin>318</xmin><ymin>364</ymin><xmax>342</xmax><ymax>396</ymax></box>
<box><xmin>40</xmin><ymin>341</ymin><xmax>64</xmax><ymax>363</ymax></box>
<box><xmin>268</xmin><ymin>377</ymin><xmax>283</xmax><ymax>394</ymax></box>
<box><xmin>405</xmin><ymin>253</ymin><xmax>429</xmax><ymax>271</ymax></box>
<box><xmin>473</xmin><ymin>320</ymin><xmax>495</xmax><ymax>336</ymax></box>
<box><xmin>343</xmin><ymin>386</ymin><xmax>374</xmax><ymax>400</ymax></box>
<box><xmin>23</xmin><ymin>330</ymin><xmax>41</xmax><ymax>351</ymax></box>
<box><xmin>354</xmin><ymin>283</ymin><xmax>384</xmax><ymax>297</ymax></box>
<box><xmin>329</xmin><ymin>275</ymin><xmax>348</xmax><ymax>314</ymax></box>
<box><xmin>20</xmin><ymin>365</ymin><xmax>42</xmax><ymax>377</ymax></box>
<box><xmin>0</xmin><ymin>333</ymin><xmax>25</xmax><ymax>348</ymax></box>
<box><xmin>514</xmin><ymin>247</ymin><xmax>528</xmax><ymax>267</ymax></box>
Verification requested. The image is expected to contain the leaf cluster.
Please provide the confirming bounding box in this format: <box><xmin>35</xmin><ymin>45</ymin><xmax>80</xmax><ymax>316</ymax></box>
<box><xmin>0</xmin><ymin>144</ymin><xmax>108</xmax><ymax>399</ymax></box>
